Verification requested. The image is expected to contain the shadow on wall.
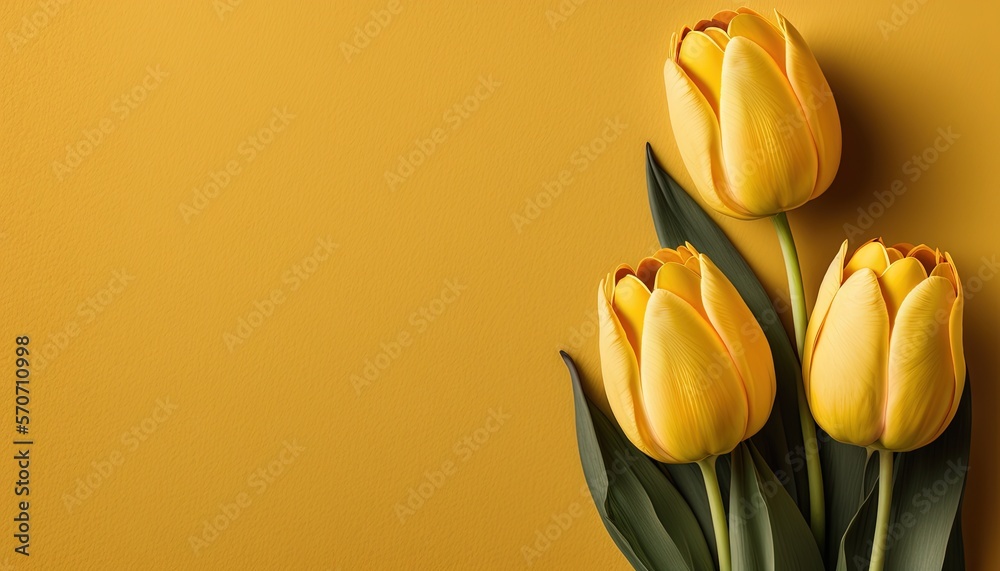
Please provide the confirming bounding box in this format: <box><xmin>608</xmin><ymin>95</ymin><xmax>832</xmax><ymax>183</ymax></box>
<box><xmin>795</xmin><ymin>61</ymin><xmax>887</xmax><ymax>241</ymax></box>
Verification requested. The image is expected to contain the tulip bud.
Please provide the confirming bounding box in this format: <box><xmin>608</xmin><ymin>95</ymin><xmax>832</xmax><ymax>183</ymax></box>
<box><xmin>597</xmin><ymin>244</ymin><xmax>775</xmax><ymax>463</ymax></box>
<box><xmin>663</xmin><ymin>7</ymin><xmax>841</xmax><ymax>219</ymax></box>
<box><xmin>803</xmin><ymin>240</ymin><xmax>965</xmax><ymax>451</ymax></box>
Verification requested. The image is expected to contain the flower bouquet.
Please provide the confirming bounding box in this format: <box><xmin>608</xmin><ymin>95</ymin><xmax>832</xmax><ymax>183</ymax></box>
<box><xmin>561</xmin><ymin>7</ymin><xmax>970</xmax><ymax>571</ymax></box>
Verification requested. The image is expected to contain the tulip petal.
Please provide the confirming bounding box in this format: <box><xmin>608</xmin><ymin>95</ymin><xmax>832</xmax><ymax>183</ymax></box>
<box><xmin>679</xmin><ymin>31</ymin><xmax>726</xmax><ymax>114</ymax></box>
<box><xmin>700</xmin><ymin>255</ymin><xmax>775</xmax><ymax>439</ymax></box>
<box><xmin>654</xmin><ymin>262</ymin><xmax>706</xmax><ymax>319</ymax></box>
<box><xmin>808</xmin><ymin>269</ymin><xmax>889</xmax><ymax>446</ymax></box>
<box><xmin>775</xmin><ymin>11</ymin><xmax>841</xmax><ymax>199</ymax></box>
<box><xmin>946</xmin><ymin>253</ymin><xmax>966</xmax><ymax>387</ymax></box>
<box><xmin>880</xmin><ymin>277</ymin><xmax>957</xmax><ymax>451</ymax></box>
<box><xmin>636</xmin><ymin>257</ymin><xmax>664</xmax><ymax>291</ymax></box>
<box><xmin>641</xmin><ymin>290</ymin><xmax>748</xmax><ymax>462</ymax></box>
<box><xmin>885</xmin><ymin>247</ymin><xmax>904</xmax><ymax>263</ymax></box>
<box><xmin>613</xmin><ymin>275</ymin><xmax>651</xmax><ymax>359</ymax></box>
<box><xmin>803</xmin><ymin>240</ymin><xmax>847</xmax><ymax>388</ymax></box>
<box><xmin>676</xmin><ymin>244</ymin><xmax>695</xmax><ymax>261</ymax></box>
<box><xmin>669</xmin><ymin>31</ymin><xmax>681</xmax><ymax>62</ymax></box>
<box><xmin>713</xmin><ymin>10</ymin><xmax>739</xmax><ymax>25</ymax></box>
<box><xmin>703</xmin><ymin>27</ymin><xmax>731</xmax><ymax>49</ymax></box>
<box><xmin>893</xmin><ymin>242</ymin><xmax>916</xmax><ymax>256</ymax></box>
<box><xmin>720</xmin><ymin>37</ymin><xmax>818</xmax><ymax>215</ymax></box>
<box><xmin>844</xmin><ymin>240</ymin><xmax>889</xmax><ymax>280</ymax></box>
<box><xmin>727</xmin><ymin>13</ymin><xmax>786</xmax><ymax>73</ymax></box>
<box><xmin>907</xmin><ymin>244</ymin><xmax>938</xmax><ymax>274</ymax></box>
<box><xmin>613</xmin><ymin>264</ymin><xmax>634</xmax><ymax>285</ymax></box>
<box><xmin>878</xmin><ymin>257</ymin><xmax>927</xmax><ymax>326</ymax></box>
<box><xmin>693</xmin><ymin>19</ymin><xmax>717</xmax><ymax>33</ymax></box>
<box><xmin>931</xmin><ymin>261</ymin><xmax>959</xmax><ymax>295</ymax></box>
<box><xmin>664</xmin><ymin>59</ymin><xmax>754</xmax><ymax>219</ymax></box>
<box><xmin>654</xmin><ymin>248</ymin><xmax>683</xmax><ymax>265</ymax></box>
<box><xmin>933</xmin><ymin>252</ymin><xmax>966</xmax><ymax>442</ymax></box>
<box><xmin>598</xmin><ymin>282</ymin><xmax>674</xmax><ymax>462</ymax></box>
<box><xmin>684</xmin><ymin>255</ymin><xmax>702</xmax><ymax>276</ymax></box>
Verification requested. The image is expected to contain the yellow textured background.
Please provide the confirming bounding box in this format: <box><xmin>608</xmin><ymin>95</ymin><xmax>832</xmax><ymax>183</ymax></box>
<box><xmin>1</xmin><ymin>1</ymin><xmax>997</xmax><ymax>569</ymax></box>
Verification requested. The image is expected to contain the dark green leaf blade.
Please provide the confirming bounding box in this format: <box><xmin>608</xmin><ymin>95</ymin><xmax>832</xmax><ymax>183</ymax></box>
<box><xmin>661</xmin><ymin>458</ymin><xmax>731</xmax><ymax>559</ymax></box>
<box><xmin>835</xmin><ymin>378</ymin><xmax>971</xmax><ymax>571</ymax></box>
<box><xmin>563</xmin><ymin>351</ymin><xmax>715</xmax><ymax>571</ymax></box>
<box><xmin>885</xmin><ymin>378</ymin><xmax>971</xmax><ymax>570</ymax></box>
<box><xmin>835</xmin><ymin>463</ymin><xmax>880</xmax><ymax>571</ymax></box>
<box><xmin>818</xmin><ymin>432</ymin><xmax>867</xmax><ymax>570</ymax></box>
<box><xmin>749</xmin><ymin>444</ymin><xmax>826</xmax><ymax>570</ymax></box>
<box><xmin>729</xmin><ymin>443</ymin><xmax>825</xmax><ymax>571</ymax></box>
<box><xmin>564</xmin><ymin>350</ymin><xmax>650</xmax><ymax>570</ymax></box>
<box><xmin>595</xmin><ymin>409</ymin><xmax>714</xmax><ymax>571</ymax></box>
<box><xmin>942</xmin><ymin>500</ymin><xmax>965</xmax><ymax>571</ymax></box>
<box><xmin>730</xmin><ymin>444</ymin><xmax>774</xmax><ymax>571</ymax></box>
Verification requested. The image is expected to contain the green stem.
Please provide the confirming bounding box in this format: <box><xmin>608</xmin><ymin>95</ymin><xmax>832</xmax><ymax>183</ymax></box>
<box><xmin>771</xmin><ymin>212</ymin><xmax>809</xmax><ymax>354</ymax></box>
<box><xmin>698</xmin><ymin>456</ymin><xmax>731</xmax><ymax>571</ymax></box>
<box><xmin>771</xmin><ymin>212</ymin><xmax>825</xmax><ymax>553</ymax></box>
<box><xmin>869</xmin><ymin>450</ymin><xmax>894</xmax><ymax>571</ymax></box>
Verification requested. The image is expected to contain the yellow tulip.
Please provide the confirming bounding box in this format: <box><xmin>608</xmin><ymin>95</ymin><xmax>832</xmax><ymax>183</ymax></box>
<box><xmin>663</xmin><ymin>7</ymin><xmax>841</xmax><ymax>219</ymax></box>
<box><xmin>803</xmin><ymin>240</ymin><xmax>965</xmax><ymax>451</ymax></box>
<box><xmin>597</xmin><ymin>244</ymin><xmax>775</xmax><ymax>463</ymax></box>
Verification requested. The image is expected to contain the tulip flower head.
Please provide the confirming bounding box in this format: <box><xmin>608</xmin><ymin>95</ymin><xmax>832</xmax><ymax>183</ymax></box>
<box><xmin>803</xmin><ymin>240</ymin><xmax>965</xmax><ymax>452</ymax></box>
<box><xmin>597</xmin><ymin>244</ymin><xmax>775</xmax><ymax>463</ymax></box>
<box><xmin>664</xmin><ymin>8</ymin><xmax>841</xmax><ymax>219</ymax></box>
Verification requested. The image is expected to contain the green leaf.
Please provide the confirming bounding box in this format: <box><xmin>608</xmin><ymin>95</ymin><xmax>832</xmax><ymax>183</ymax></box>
<box><xmin>885</xmin><ymin>378</ymin><xmax>970</xmax><ymax>570</ymax></box>
<box><xmin>836</xmin><ymin>379</ymin><xmax>971</xmax><ymax>571</ymax></box>
<box><xmin>942</xmin><ymin>500</ymin><xmax>965</xmax><ymax>571</ymax></box>
<box><xmin>818</xmin><ymin>432</ymin><xmax>867</xmax><ymax>570</ymax></box>
<box><xmin>661</xmin><ymin>458</ymin><xmax>732</xmax><ymax>558</ymax></box>
<box><xmin>730</xmin><ymin>445</ymin><xmax>772</xmax><ymax>571</ymax></box>
<box><xmin>645</xmin><ymin>144</ymin><xmax>808</xmax><ymax>511</ymax></box>
<box><xmin>563</xmin><ymin>351</ymin><xmax>715</xmax><ymax>571</ymax></box>
<box><xmin>729</xmin><ymin>443</ymin><xmax>826</xmax><ymax>571</ymax></box>
<box><xmin>834</xmin><ymin>460</ymin><xmax>880</xmax><ymax>571</ymax></box>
